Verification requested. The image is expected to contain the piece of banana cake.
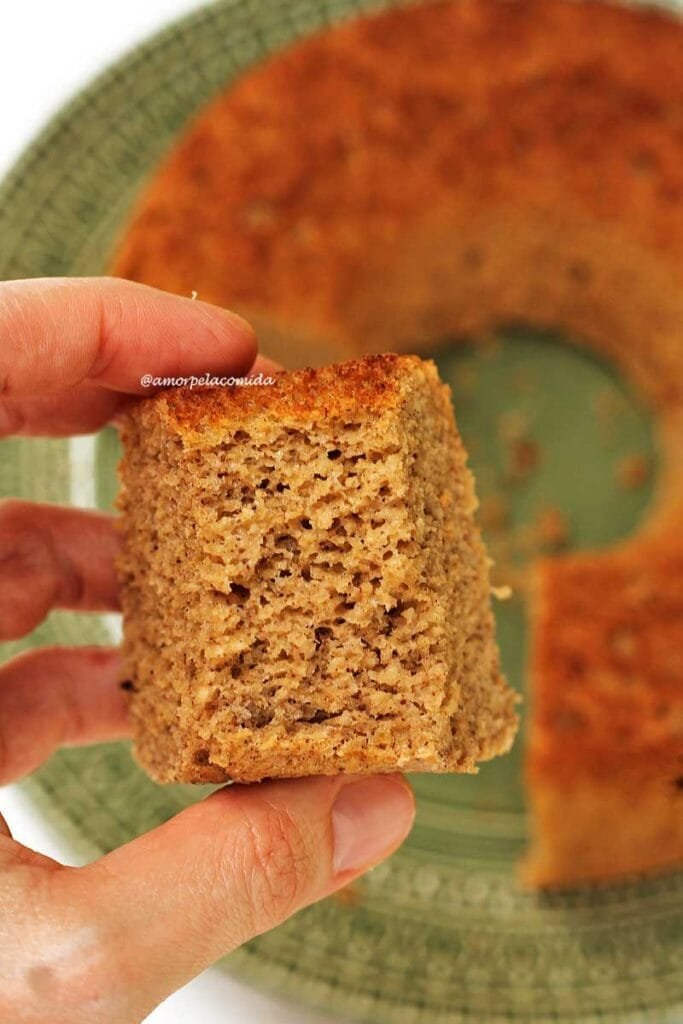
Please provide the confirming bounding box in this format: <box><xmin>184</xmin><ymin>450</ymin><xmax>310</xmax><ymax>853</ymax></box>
<box><xmin>117</xmin><ymin>354</ymin><xmax>518</xmax><ymax>783</ymax></box>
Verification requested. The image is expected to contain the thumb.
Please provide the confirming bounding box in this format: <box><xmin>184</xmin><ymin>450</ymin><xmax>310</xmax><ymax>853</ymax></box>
<box><xmin>67</xmin><ymin>773</ymin><xmax>414</xmax><ymax>1017</ymax></box>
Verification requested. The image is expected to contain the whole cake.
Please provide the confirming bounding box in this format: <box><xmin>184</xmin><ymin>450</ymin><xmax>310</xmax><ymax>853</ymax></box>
<box><xmin>110</xmin><ymin>0</ymin><xmax>683</xmax><ymax>884</ymax></box>
<box><xmin>117</xmin><ymin>355</ymin><xmax>518</xmax><ymax>783</ymax></box>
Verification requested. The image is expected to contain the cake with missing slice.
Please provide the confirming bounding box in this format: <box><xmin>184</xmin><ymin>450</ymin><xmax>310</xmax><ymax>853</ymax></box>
<box><xmin>117</xmin><ymin>354</ymin><xmax>518</xmax><ymax>783</ymax></box>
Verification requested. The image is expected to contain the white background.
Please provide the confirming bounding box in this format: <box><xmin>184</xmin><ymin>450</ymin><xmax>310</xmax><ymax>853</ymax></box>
<box><xmin>0</xmin><ymin>2</ymin><xmax>339</xmax><ymax>1022</ymax></box>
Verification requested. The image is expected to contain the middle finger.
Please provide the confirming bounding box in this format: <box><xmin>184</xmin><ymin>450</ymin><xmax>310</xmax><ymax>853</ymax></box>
<box><xmin>0</xmin><ymin>501</ymin><xmax>120</xmax><ymax>642</ymax></box>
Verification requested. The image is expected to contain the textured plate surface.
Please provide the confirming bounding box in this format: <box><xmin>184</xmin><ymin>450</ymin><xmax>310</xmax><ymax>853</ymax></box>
<box><xmin>0</xmin><ymin>2</ymin><xmax>682</xmax><ymax>1021</ymax></box>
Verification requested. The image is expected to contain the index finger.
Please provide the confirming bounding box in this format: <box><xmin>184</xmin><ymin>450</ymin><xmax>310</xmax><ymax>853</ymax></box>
<box><xmin>0</xmin><ymin>277</ymin><xmax>257</xmax><ymax>399</ymax></box>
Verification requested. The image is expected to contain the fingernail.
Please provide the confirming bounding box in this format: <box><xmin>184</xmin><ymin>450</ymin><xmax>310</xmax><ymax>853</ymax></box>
<box><xmin>196</xmin><ymin>299</ymin><xmax>256</xmax><ymax>340</ymax></box>
<box><xmin>332</xmin><ymin>776</ymin><xmax>415</xmax><ymax>875</ymax></box>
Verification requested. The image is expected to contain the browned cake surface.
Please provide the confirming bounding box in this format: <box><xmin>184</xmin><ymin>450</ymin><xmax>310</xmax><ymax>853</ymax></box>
<box><xmin>110</xmin><ymin>0</ymin><xmax>683</xmax><ymax>406</ymax></box>
<box><xmin>117</xmin><ymin>355</ymin><xmax>518</xmax><ymax>783</ymax></box>
<box><xmin>110</xmin><ymin>0</ymin><xmax>683</xmax><ymax>883</ymax></box>
<box><xmin>523</xmin><ymin>537</ymin><xmax>683</xmax><ymax>886</ymax></box>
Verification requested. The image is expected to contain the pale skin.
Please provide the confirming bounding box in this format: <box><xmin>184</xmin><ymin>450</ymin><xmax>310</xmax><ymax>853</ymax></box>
<box><xmin>0</xmin><ymin>277</ymin><xmax>416</xmax><ymax>1024</ymax></box>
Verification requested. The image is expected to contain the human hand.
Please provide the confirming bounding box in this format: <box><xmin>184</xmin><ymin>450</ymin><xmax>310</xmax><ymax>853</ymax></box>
<box><xmin>0</xmin><ymin>277</ymin><xmax>416</xmax><ymax>1024</ymax></box>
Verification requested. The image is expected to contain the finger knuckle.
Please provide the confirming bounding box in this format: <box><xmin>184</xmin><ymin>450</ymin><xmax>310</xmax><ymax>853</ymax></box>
<box><xmin>0</xmin><ymin>502</ymin><xmax>84</xmax><ymax>640</ymax></box>
<box><xmin>227</xmin><ymin>798</ymin><xmax>313</xmax><ymax>932</ymax></box>
<box><xmin>0</xmin><ymin>502</ymin><xmax>55</xmax><ymax>609</ymax></box>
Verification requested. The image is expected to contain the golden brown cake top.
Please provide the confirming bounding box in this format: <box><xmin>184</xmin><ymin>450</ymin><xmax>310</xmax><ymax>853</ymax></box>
<box><xmin>134</xmin><ymin>353</ymin><xmax>436</xmax><ymax>434</ymax></box>
<box><xmin>111</xmin><ymin>0</ymin><xmax>683</xmax><ymax>318</ymax></box>
<box><xmin>529</xmin><ymin>535</ymin><xmax>683</xmax><ymax>777</ymax></box>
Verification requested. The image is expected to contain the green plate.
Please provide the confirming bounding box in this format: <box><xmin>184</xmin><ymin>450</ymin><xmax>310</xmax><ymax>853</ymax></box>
<box><xmin>0</xmin><ymin>2</ymin><xmax>681</xmax><ymax>1021</ymax></box>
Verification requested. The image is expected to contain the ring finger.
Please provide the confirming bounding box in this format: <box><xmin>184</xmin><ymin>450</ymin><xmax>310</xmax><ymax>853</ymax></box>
<box><xmin>0</xmin><ymin>646</ymin><xmax>128</xmax><ymax>786</ymax></box>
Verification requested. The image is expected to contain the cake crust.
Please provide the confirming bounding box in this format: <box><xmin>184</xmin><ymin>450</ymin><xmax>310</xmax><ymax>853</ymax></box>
<box><xmin>164</xmin><ymin>353</ymin><xmax>416</xmax><ymax>430</ymax></box>
<box><xmin>110</xmin><ymin>0</ymin><xmax>683</xmax><ymax>405</ymax></box>
<box><xmin>522</xmin><ymin>536</ymin><xmax>683</xmax><ymax>886</ymax></box>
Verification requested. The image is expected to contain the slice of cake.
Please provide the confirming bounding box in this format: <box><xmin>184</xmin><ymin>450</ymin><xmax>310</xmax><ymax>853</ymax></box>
<box><xmin>117</xmin><ymin>354</ymin><xmax>518</xmax><ymax>783</ymax></box>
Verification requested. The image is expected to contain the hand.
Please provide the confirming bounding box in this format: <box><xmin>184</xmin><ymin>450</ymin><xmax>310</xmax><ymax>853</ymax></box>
<box><xmin>0</xmin><ymin>277</ymin><xmax>416</xmax><ymax>1024</ymax></box>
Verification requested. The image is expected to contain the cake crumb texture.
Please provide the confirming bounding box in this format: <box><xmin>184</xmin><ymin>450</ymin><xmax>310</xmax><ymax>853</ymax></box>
<box><xmin>117</xmin><ymin>355</ymin><xmax>518</xmax><ymax>783</ymax></box>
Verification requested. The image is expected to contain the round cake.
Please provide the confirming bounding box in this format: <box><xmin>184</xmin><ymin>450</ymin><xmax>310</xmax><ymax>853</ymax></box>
<box><xmin>110</xmin><ymin>0</ymin><xmax>683</xmax><ymax>886</ymax></box>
